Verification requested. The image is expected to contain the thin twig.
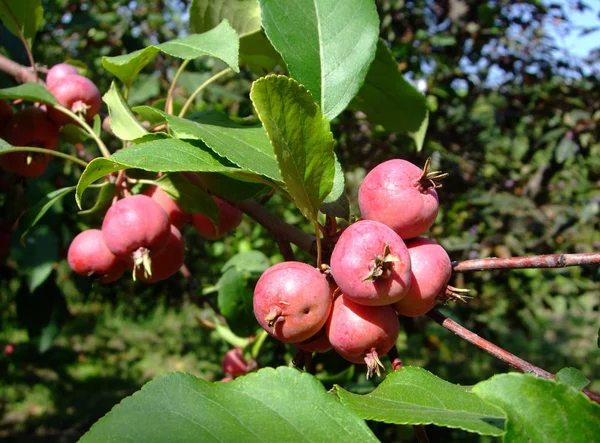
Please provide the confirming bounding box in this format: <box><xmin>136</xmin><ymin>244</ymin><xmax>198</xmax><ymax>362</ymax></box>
<box><xmin>452</xmin><ymin>253</ymin><xmax>600</xmax><ymax>272</ymax></box>
<box><xmin>387</xmin><ymin>345</ymin><xmax>403</xmax><ymax>371</ymax></box>
<box><xmin>178</xmin><ymin>67</ymin><xmax>233</xmax><ymax>117</ymax></box>
<box><xmin>426</xmin><ymin>309</ymin><xmax>600</xmax><ymax>404</ymax></box>
<box><xmin>0</xmin><ymin>54</ymin><xmax>39</xmax><ymax>83</ymax></box>
<box><xmin>0</xmin><ymin>146</ymin><xmax>88</xmax><ymax>168</ymax></box>
<box><xmin>165</xmin><ymin>59</ymin><xmax>189</xmax><ymax>115</ymax></box>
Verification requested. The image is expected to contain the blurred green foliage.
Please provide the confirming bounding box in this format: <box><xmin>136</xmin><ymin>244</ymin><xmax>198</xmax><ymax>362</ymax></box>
<box><xmin>1</xmin><ymin>0</ymin><xmax>599</xmax><ymax>441</ymax></box>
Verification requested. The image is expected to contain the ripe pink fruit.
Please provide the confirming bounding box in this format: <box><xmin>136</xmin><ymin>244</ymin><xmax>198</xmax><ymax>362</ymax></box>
<box><xmin>394</xmin><ymin>238</ymin><xmax>452</xmax><ymax>317</ymax></box>
<box><xmin>253</xmin><ymin>261</ymin><xmax>332</xmax><ymax>344</ymax></box>
<box><xmin>0</xmin><ymin>99</ymin><xmax>13</xmax><ymax>130</ymax></box>
<box><xmin>358</xmin><ymin>158</ymin><xmax>446</xmax><ymax>239</ymax></box>
<box><xmin>3</xmin><ymin>343</ymin><xmax>14</xmax><ymax>356</ymax></box>
<box><xmin>329</xmin><ymin>220</ymin><xmax>411</xmax><ymax>306</ymax></box>
<box><xmin>46</xmin><ymin>63</ymin><xmax>80</xmax><ymax>88</ymax></box>
<box><xmin>101</xmin><ymin>195</ymin><xmax>171</xmax><ymax>278</ymax></box>
<box><xmin>143</xmin><ymin>185</ymin><xmax>190</xmax><ymax>230</ymax></box>
<box><xmin>135</xmin><ymin>224</ymin><xmax>185</xmax><ymax>283</ymax></box>
<box><xmin>294</xmin><ymin>326</ymin><xmax>333</xmax><ymax>353</ymax></box>
<box><xmin>192</xmin><ymin>196</ymin><xmax>242</xmax><ymax>240</ymax></box>
<box><xmin>222</xmin><ymin>347</ymin><xmax>249</xmax><ymax>378</ymax></box>
<box><xmin>48</xmin><ymin>74</ymin><xmax>102</xmax><ymax>125</ymax></box>
<box><xmin>67</xmin><ymin>229</ymin><xmax>127</xmax><ymax>283</ymax></box>
<box><xmin>0</xmin><ymin>107</ymin><xmax>60</xmax><ymax>177</ymax></box>
<box><xmin>326</xmin><ymin>294</ymin><xmax>400</xmax><ymax>378</ymax></box>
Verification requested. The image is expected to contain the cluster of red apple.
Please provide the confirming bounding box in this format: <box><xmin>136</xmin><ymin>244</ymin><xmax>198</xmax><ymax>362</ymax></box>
<box><xmin>253</xmin><ymin>158</ymin><xmax>453</xmax><ymax>377</ymax></box>
<box><xmin>0</xmin><ymin>64</ymin><xmax>102</xmax><ymax>177</ymax></box>
<box><xmin>68</xmin><ymin>186</ymin><xmax>243</xmax><ymax>284</ymax></box>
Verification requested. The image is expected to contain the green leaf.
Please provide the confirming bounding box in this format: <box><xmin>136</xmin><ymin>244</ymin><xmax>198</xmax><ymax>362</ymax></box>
<box><xmin>79</xmin><ymin>368</ymin><xmax>377</xmax><ymax>443</ymax></box>
<box><xmin>78</xmin><ymin>183</ymin><xmax>116</xmax><ymax>216</ymax></box>
<box><xmin>222</xmin><ymin>250</ymin><xmax>270</xmax><ymax>274</ymax></box>
<box><xmin>555</xmin><ymin>368</ymin><xmax>590</xmax><ymax>391</ymax></box>
<box><xmin>156</xmin><ymin>173</ymin><xmax>218</xmax><ymax>223</ymax></box>
<box><xmin>239</xmin><ymin>30</ymin><xmax>282</xmax><ymax>75</ymax></box>
<box><xmin>11</xmin><ymin>225</ymin><xmax>59</xmax><ymax>292</ymax></box>
<box><xmin>409</xmin><ymin>110</ymin><xmax>429</xmax><ymax>152</ymax></box>
<box><xmin>197</xmin><ymin>172</ymin><xmax>270</xmax><ymax>201</ymax></box>
<box><xmin>0</xmin><ymin>0</ymin><xmax>43</xmax><ymax>45</ymax></box>
<box><xmin>102</xmin><ymin>21</ymin><xmax>239</xmax><ymax>85</ymax></box>
<box><xmin>103</xmin><ymin>82</ymin><xmax>148</xmax><ymax>140</ymax></box>
<box><xmin>218</xmin><ymin>267</ymin><xmax>256</xmax><ymax>337</ymax></box>
<box><xmin>259</xmin><ymin>0</ymin><xmax>379</xmax><ymax>119</ymax></box>
<box><xmin>250</xmin><ymin>75</ymin><xmax>335</xmax><ymax>221</ymax></box>
<box><xmin>17</xmin><ymin>186</ymin><xmax>76</xmax><ymax>243</ymax></box>
<box><xmin>320</xmin><ymin>154</ymin><xmax>349</xmax><ymax>220</ymax></box>
<box><xmin>336</xmin><ymin>367</ymin><xmax>506</xmax><ymax>437</ymax></box>
<box><xmin>189</xmin><ymin>0</ymin><xmax>260</xmax><ymax>37</ymax></box>
<box><xmin>156</xmin><ymin>108</ymin><xmax>282</xmax><ymax>181</ymax></box>
<box><xmin>473</xmin><ymin>373</ymin><xmax>600</xmax><ymax>442</ymax></box>
<box><xmin>555</xmin><ymin>136</ymin><xmax>577</xmax><ymax>163</ymax></box>
<box><xmin>75</xmin><ymin>139</ymin><xmax>240</xmax><ymax>208</ymax></box>
<box><xmin>352</xmin><ymin>39</ymin><xmax>428</xmax><ymax>134</ymax></box>
<box><xmin>0</xmin><ymin>83</ymin><xmax>57</xmax><ymax>105</ymax></box>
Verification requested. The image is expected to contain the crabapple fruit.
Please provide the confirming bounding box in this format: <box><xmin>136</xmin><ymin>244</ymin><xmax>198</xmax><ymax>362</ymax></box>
<box><xmin>192</xmin><ymin>196</ymin><xmax>243</xmax><ymax>240</ymax></box>
<box><xmin>253</xmin><ymin>261</ymin><xmax>332</xmax><ymax>344</ymax></box>
<box><xmin>358</xmin><ymin>158</ymin><xmax>446</xmax><ymax>239</ymax></box>
<box><xmin>46</xmin><ymin>63</ymin><xmax>80</xmax><ymax>88</ymax></box>
<box><xmin>294</xmin><ymin>326</ymin><xmax>333</xmax><ymax>353</ymax></box>
<box><xmin>222</xmin><ymin>347</ymin><xmax>249</xmax><ymax>378</ymax></box>
<box><xmin>329</xmin><ymin>220</ymin><xmax>411</xmax><ymax>306</ymax></box>
<box><xmin>143</xmin><ymin>185</ymin><xmax>190</xmax><ymax>230</ymax></box>
<box><xmin>48</xmin><ymin>74</ymin><xmax>102</xmax><ymax>125</ymax></box>
<box><xmin>0</xmin><ymin>107</ymin><xmax>60</xmax><ymax>177</ymax></box>
<box><xmin>326</xmin><ymin>294</ymin><xmax>400</xmax><ymax>378</ymax></box>
<box><xmin>394</xmin><ymin>237</ymin><xmax>452</xmax><ymax>317</ymax></box>
<box><xmin>101</xmin><ymin>195</ymin><xmax>171</xmax><ymax>278</ymax></box>
<box><xmin>0</xmin><ymin>99</ymin><xmax>13</xmax><ymax>130</ymax></box>
<box><xmin>67</xmin><ymin>229</ymin><xmax>127</xmax><ymax>283</ymax></box>
<box><xmin>135</xmin><ymin>224</ymin><xmax>185</xmax><ymax>283</ymax></box>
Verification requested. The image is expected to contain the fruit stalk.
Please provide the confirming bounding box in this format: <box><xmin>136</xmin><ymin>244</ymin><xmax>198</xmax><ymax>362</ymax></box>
<box><xmin>452</xmin><ymin>252</ymin><xmax>600</xmax><ymax>272</ymax></box>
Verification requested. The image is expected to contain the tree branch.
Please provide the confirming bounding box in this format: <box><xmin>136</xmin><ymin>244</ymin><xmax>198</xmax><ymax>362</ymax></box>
<box><xmin>452</xmin><ymin>252</ymin><xmax>600</xmax><ymax>272</ymax></box>
<box><xmin>426</xmin><ymin>309</ymin><xmax>600</xmax><ymax>404</ymax></box>
<box><xmin>0</xmin><ymin>54</ymin><xmax>40</xmax><ymax>84</ymax></box>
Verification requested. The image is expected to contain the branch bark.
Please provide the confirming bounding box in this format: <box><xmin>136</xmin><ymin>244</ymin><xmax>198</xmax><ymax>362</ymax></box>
<box><xmin>0</xmin><ymin>54</ymin><xmax>41</xmax><ymax>84</ymax></box>
<box><xmin>426</xmin><ymin>309</ymin><xmax>600</xmax><ymax>404</ymax></box>
<box><xmin>452</xmin><ymin>252</ymin><xmax>600</xmax><ymax>272</ymax></box>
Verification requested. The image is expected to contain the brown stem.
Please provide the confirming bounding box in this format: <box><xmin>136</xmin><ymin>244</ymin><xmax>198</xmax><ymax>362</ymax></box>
<box><xmin>0</xmin><ymin>54</ymin><xmax>40</xmax><ymax>84</ymax></box>
<box><xmin>452</xmin><ymin>253</ymin><xmax>600</xmax><ymax>272</ymax></box>
<box><xmin>387</xmin><ymin>345</ymin><xmax>403</xmax><ymax>371</ymax></box>
<box><xmin>275</xmin><ymin>238</ymin><xmax>295</xmax><ymax>262</ymax></box>
<box><xmin>413</xmin><ymin>425</ymin><xmax>430</xmax><ymax>443</ymax></box>
<box><xmin>426</xmin><ymin>309</ymin><xmax>600</xmax><ymax>404</ymax></box>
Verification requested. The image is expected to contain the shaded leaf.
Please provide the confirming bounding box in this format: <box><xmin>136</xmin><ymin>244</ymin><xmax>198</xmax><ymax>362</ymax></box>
<box><xmin>78</xmin><ymin>184</ymin><xmax>116</xmax><ymax>216</ymax></box>
<box><xmin>337</xmin><ymin>366</ymin><xmax>506</xmax><ymax>436</ymax></box>
<box><xmin>473</xmin><ymin>373</ymin><xmax>600</xmax><ymax>442</ymax></box>
<box><xmin>0</xmin><ymin>83</ymin><xmax>57</xmax><ymax>104</ymax></box>
<box><xmin>555</xmin><ymin>367</ymin><xmax>590</xmax><ymax>391</ymax></box>
<box><xmin>11</xmin><ymin>225</ymin><xmax>59</xmax><ymax>292</ymax></box>
<box><xmin>156</xmin><ymin>173</ymin><xmax>219</xmax><ymax>223</ymax></box>
<box><xmin>250</xmin><ymin>75</ymin><xmax>335</xmax><ymax>221</ymax></box>
<box><xmin>103</xmin><ymin>82</ymin><xmax>148</xmax><ymax>140</ymax></box>
<box><xmin>320</xmin><ymin>154</ymin><xmax>349</xmax><ymax>220</ymax></box>
<box><xmin>79</xmin><ymin>368</ymin><xmax>378</xmax><ymax>443</ymax></box>
<box><xmin>218</xmin><ymin>267</ymin><xmax>256</xmax><ymax>337</ymax></box>
<box><xmin>222</xmin><ymin>250</ymin><xmax>270</xmax><ymax>274</ymax></box>
<box><xmin>353</xmin><ymin>39</ymin><xmax>428</xmax><ymax>134</ymax></box>
<box><xmin>259</xmin><ymin>0</ymin><xmax>379</xmax><ymax>119</ymax></box>
<box><xmin>0</xmin><ymin>0</ymin><xmax>43</xmax><ymax>45</ymax></box>
<box><xmin>190</xmin><ymin>0</ymin><xmax>260</xmax><ymax>36</ymax></box>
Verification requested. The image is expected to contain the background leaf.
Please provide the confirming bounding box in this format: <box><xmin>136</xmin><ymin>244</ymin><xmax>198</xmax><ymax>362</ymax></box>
<box><xmin>473</xmin><ymin>373</ymin><xmax>600</xmax><ymax>442</ymax></box>
<box><xmin>217</xmin><ymin>267</ymin><xmax>256</xmax><ymax>337</ymax></box>
<box><xmin>260</xmin><ymin>0</ymin><xmax>379</xmax><ymax>119</ymax></box>
<box><xmin>189</xmin><ymin>0</ymin><xmax>260</xmax><ymax>36</ymax></box>
<box><xmin>259</xmin><ymin>0</ymin><xmax>379</xmax><ymax>120</ymax></box>
<box><xmin>103</xmin><ymin>82</ymin><xmax>148</xmax><ymax>140</ymax></box>
<box><xmin>79</xmin><ymin>368</ymin><xmax>378</xmax><ymax>443</ymax></box>
<box><xmin>352</xmin><ymin>39</ymin><xmax>428</xmax><ymax>134</ymax></box>
<box><xmin>11</xmin><ymin>225</ymin><xmax>59</xmax><ymax>292</ymax></box>
<box><xmin>336</xmin><ymin>367</ymin><xmax>506</xmax><ymax>436</ymax></box>
<box><xmin>555</xmin><ymin>367</ymin><xmax>590</xmax><ymax>391</ymax></box>
<box><xmin>250</xmin><ymin>75</ymin><xmax>335</xmax><ymax>221</ymax></box>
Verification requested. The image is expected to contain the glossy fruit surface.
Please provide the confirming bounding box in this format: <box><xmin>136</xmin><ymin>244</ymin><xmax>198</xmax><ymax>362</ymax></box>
<box><xmin>326</xmin><ymin>294</ymin><xmax>400</xmax><ymax>377</ymax></box>
<box><xmin>101</xmin><ymin>195</ymin><xmax>171</xmax><ymax>263</ymax></box>
<box><xmin>143</xmin><ymin>185</ymin><xmax>190</xmax><ymax>230</ymax></box>
<box><xmin>330</xmin><ymin>220</ymin><xmax>411</xmax><ymax>306</ymax></box>
<box><xmin>394</xmin><ymin>237</ymin><xmax>452</xmax><ymax>317</ymax></box>
<box><xmin>359</xmin><ymin>159</ymin><xmax>441</xmax><ymax>239</ymax></box>
<box><xmin>46</xmin><ymin>63</ymin><xmax>80</xmax><ymax>88</ymax></box>
<box><xmin>0</xmin><ymin>107</ymin><xmax>60</xmax><ymax>177</ymax></box>
<box><xmin>135</xmin><ymin>224</ymin><xmax>185</xmax><ymax>283</ymax></box>
<box><xmin>48</xmin><ymin>74</ymin><xmax>102</xmax><ymax>125</ymax></box>
<box><xmin>253</xmin><ymin>261</ymin><xmax>332</xmax><ymax>344</ymax></box>
<box><xmin>67</xmin><ymin>229</ymin><xmax>127</xmax><ymax>283</ymax></box>
<box><xmin>191</xmin><ymin>196</ymin><xmax>242</xmax><ymax>240</ymax></box>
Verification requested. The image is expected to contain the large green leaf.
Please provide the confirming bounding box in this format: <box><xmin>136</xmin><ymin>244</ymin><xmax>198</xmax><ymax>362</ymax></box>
<box><xmin>259</xmin><ymin>0</ymin><xmax>379</xmax><ymax>119</ymax></box>
<box><xmin>0</xmin><ymin>0</ymin><xmax>43</xmax><ymax>45</ymax></box>
<box><xmin>336</xmin><ymin>367</ymin><xmax>506</xmax><ymax>437</ymax></box>
<box><xmin>102</xmin><ymin>21</ymin><xmax>239</xmax><ymax>85</ymax></box>
<box><xmin>473</xmin><ymin>373</ymin><xmax>600</xmax><ymax>442</ymax></box>
<box><xmin>79</xmin><ymin>368</ymin><xmax>378</xmax><ymax>442</ymax></box>
<box><xmin>103</xmin><ymin>82</ymin><xmax>148</xmax><ymax>140</ymax></box>
<box><xmin>0</xmin><ymin>83</ymin><xmax>57</xmax><ymax>104</ymax></box>
<box><xmin>75</xmin><ymin>139</ymin><xmax>240</xmax><ymax>208</ymax></box>
<box><xmin>250</xmin><ymin>75</ymin><xmax>335</xmax><ymax>221</ymax></box>
<box><xmin>352</xmin><ymin>39</ymin><xmax>428</xmax><ymax>134</ymax></box>
<box><xmin>17</xmin><ymin>186</ymin><xmax>76</xmax><ymax>243</ymax></box>
<box><xmin>144</xmin><ymin>108</ymin><xmax>282</xmax><ymax>181</ymax></box>
<box><xmin>190</xmin><ymin>0</ymin><xmax>260</xmax><ymax>36</ymax></box>
<box><xmin>239</xmin><ymin>30</ymin><xmax>282</xmax><ymax>75</ymax></box>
